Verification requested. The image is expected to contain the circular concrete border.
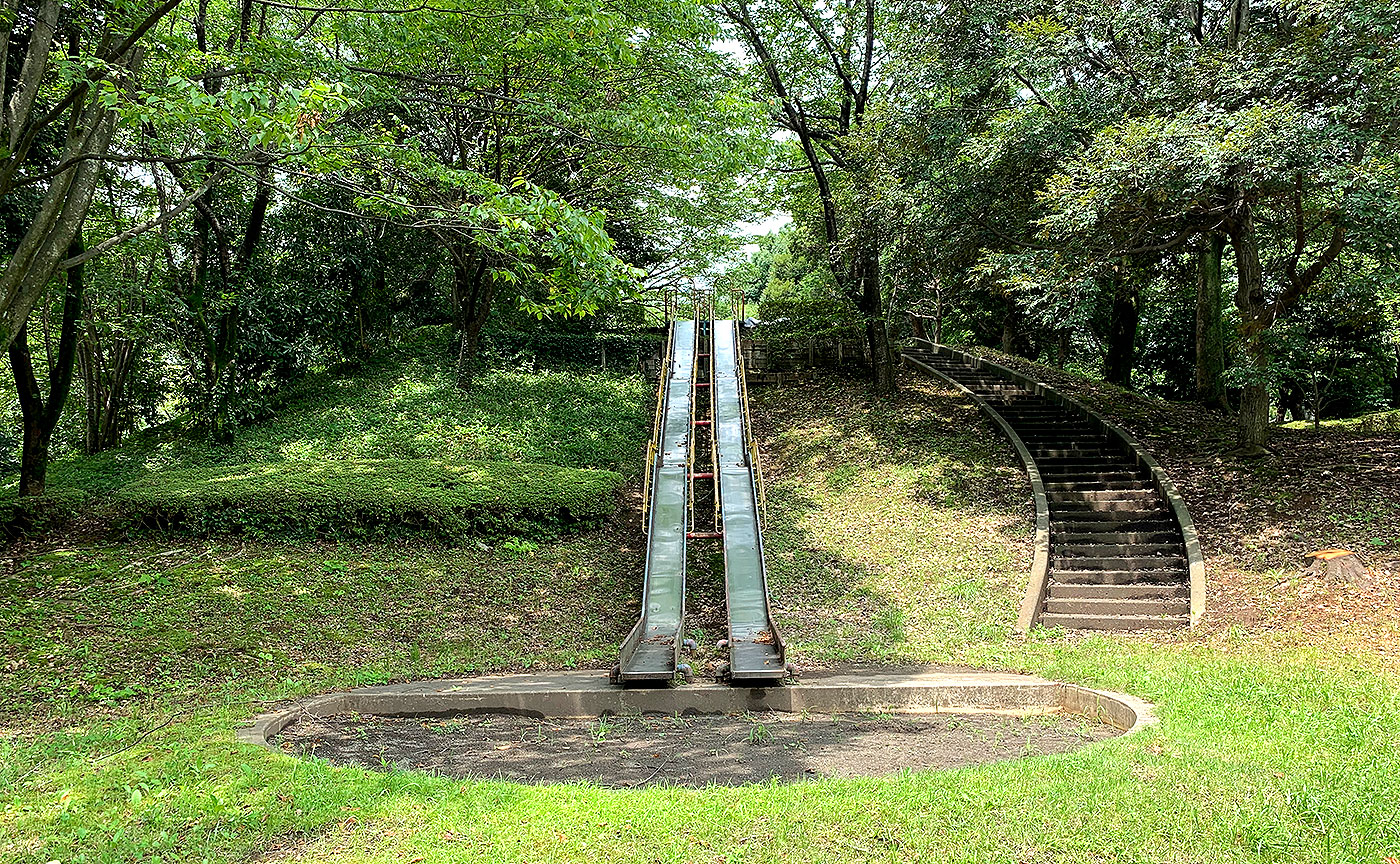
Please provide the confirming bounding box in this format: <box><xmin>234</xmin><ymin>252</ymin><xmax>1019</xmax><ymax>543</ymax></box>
<box><xmin>238</xmin><ymin>669</ymin><xmax>1157</xmax><ymax>752</ymax></box>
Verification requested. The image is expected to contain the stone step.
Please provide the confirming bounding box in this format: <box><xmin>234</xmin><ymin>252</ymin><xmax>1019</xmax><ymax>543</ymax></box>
<box><xmin>1038</xmin><ymin>612</ymin><xmax>1188</xmax><ymax>631</ymax></box>
<box><xmin>1036</xmin><ymin>456</ymin><xmax>1131</xmax><ymax>467</ymax></box>
<box><xmin>1043</xmin><ymin>597</ymin><xmax>1191</xmax><ymax>616</ymax></box>
<box><xmin>905</xmin><ymin>352</ymin><xmax>1199</xmax><ymax>635</ymax></box>
<box><xmin>1053</xmin><ymin>530</ymin><xmax>1180</xmax><ymax>544</ymax></box>
<box><xmin>1051</xmin><ymin>568</ymin><xmax>1188</xmax><ymax>585</ymax></box>
<box><xmin>1048</xmin><ymin>582</ymin><xmax>1190</xmax><ymax>599</ymax></box>
<box><xmin>1047</xmin><ymin>476</ymin><xmax>1153</xmax><ymax>487</ymax></box>
<box><xmin>1048</xmin><ymin>488</ymin><xmax>1160</xmax><ymax>503</ymax></box>
<box><xmin>1051</xmin><ymin>504</ymin><xmax>1171</xmax><ymax>518</ymax></box>
<box><xmin>1053</xmin><ymin>526</ymin><xmax>1178</xmax><ymax>541</ymax></box>
<box><xmin>1052</xmin><ymin>555</ymin><xmax>1188</xmax><ymax>572</ymax></box>
<box><xmin>1028</xmin><ymin>448</ymin><xmax>1127</xmax><ymax>459</ymax></box>
<box><xmin>1006</xmin><ymin>418</ymin><xmax>1088</xmax><ymax>427</ymax></box>
<box><xmin>1055</xmin><ymin>543</ymin><xmax>1184</xmax><ymax>557</ymax></box>
<box><xmin>1015</xmin><ymin>426</ymin><xmax>1100</xmax><ymax>436</ymax></box>
<box><xmin>1049</xmin><ymin>498</ymin><xmax>1166</xmax><ymax>513</ymax></box>
<box><xmin>1036</xmin><ymin>467</ymin><xmax>1144</xmax><ymax>478</ymax></box>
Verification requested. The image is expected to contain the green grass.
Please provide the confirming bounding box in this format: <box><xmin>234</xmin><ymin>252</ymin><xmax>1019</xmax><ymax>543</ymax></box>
<box><xmin>1282</xmin><ymin>408</ymin><xmax>1400</xmax><ymax>432</ymax></box>
<box><xmin>3</xmin><ymin>371</ymin><xmax>1399</xmax><ymax>863</ymax></box>
<box><xmin>3</xmin><ymin>351</ymin><xmax>650</xmax><ymax>539</ymax></box>
<box><xmin>758</xmin><ymin>375</ymin><xmax>1031</xmax><ymax>661</ymax></box>
<box><xmin>0</xmin><ymin>536</ymin><xmax>640</xmax><ymax>712</ymax></box>
<box><xmin>59</xmin><ymin>361</ymin><xmax>648</xmax><ymax>488</ymax></box>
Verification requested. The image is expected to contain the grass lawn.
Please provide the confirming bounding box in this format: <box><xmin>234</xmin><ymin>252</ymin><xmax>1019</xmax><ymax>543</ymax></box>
<box><xmin>3</xmin><ymin>366</ymin><xmax>1399</xmax><ymax>863</ymax></box>
<box><xmin>24</xmin><ymin>351</ymin><xmax>652</xmax><ymax>500</ymax></box>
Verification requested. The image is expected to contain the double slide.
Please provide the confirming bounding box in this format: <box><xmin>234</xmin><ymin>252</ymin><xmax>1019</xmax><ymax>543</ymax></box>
<box><xmin>616</xmin><ymin>317</ymin><xmax>786</xmax><ymax>686</ymax></box>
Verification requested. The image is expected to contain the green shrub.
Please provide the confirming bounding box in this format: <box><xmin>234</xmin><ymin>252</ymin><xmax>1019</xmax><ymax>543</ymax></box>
<box><xmin>111</xmin><ymin>458</ymin><xmax>624</xmax><ymax>543</ymax></box>
<box><xmin>0</xmin><ymin>487</ymin><xmax>89</xmax><ymax>539</ymax></box>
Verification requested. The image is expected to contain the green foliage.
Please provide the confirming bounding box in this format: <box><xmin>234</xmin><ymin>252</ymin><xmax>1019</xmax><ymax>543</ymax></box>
<box><xmin>717</xmin><ymin>225</ymin><xmax>865</xmax><ymax>346</ymax></box>
<box><xmin>111</xmin><ymin>458</ymin><xmax>623</xmax><ymax>543</ymax></box>
<box><xmin>751</xmin><ymin>291</ymin><xmax>864</xmax><ymax>348</ymax></box>
<box><xmin>856</xmin><ymin>0</ymin><xmax>1400</xmax><ymax>427</ymax></box>
<box><xmin>0</xmin><ymin>487</ymin><xmax>87</xmax><ymax>539</ymax></box>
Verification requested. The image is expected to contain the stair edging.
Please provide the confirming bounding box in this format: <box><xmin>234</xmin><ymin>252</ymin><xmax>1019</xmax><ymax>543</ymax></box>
<box><xmin>900</xmin><ymin>351</ymin><xmax>1052</xmax><ymax>634</ymax></box>
<box><xmin>910</xmin><ymin>340</ymin><xmax>1206</xmax><ymax>628</ymax></box>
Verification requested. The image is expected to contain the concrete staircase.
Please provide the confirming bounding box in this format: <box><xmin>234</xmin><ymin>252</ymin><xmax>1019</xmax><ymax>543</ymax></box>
<box><xmin>904</xmin><ymin>345</ymin><xmax>1192</xmax><ymax>631</ymax></box>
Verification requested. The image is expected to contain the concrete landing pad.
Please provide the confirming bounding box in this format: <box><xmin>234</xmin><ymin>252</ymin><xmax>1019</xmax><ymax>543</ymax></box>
<box><xmin>238</xmin><ymin>667</ymin><xmax>1156</xmax><ymax>750</ymax></box>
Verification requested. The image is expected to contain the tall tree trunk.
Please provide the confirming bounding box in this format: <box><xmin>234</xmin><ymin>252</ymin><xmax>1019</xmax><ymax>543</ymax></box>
<box><xmin>1390</xmin><ymin>347</ymin><xmax>1400</xmax><ymax>409</ymax></box>
<box><xmin>1000</xmin><ymin>301</ymin><xmax>1017</xmax><ymax>354</ymax></box>
<box><xmin>1195</xmin><ymin>232</ymin><xmax>1229</xmax><ymax>409</ymax></box>
<box><xmin>858</xmin><ymin>244</ymin><xmax>895</xmax><ymax>393</ymax></box>
<box><xmin>908</xmin><ymin>312</ymin><xmax>927</xmax><ymax>341</ymax></box>
<box><xmin>1276</xmin><ymin>381</ymin><xmax>1306</xmax><ymax>423</ymax></box>
<box><xmin>171</xmin><ymin>162</ymin><xmax>270</xmax><ymax>440</ymax></box>
<box><xmin>724</xmin><ymin>0</ymin><xmax>889</xmax><ymax>393</ymax></box>
<box><xmin>1237</xmin><ymin>364</ymin><xmax>1270</xmax><ymax>450</ymax></box>
<box><xmin>1227</xmin><ymin>200</ymin><xmax>1272</xmax><ymax>454</ymax></box>
<box><xmin>79</xmin><ymin>325</ymin><xmax>139</xmax><ymax>454</ymax></box>
<box><xmin>866</xmin><ymin>316</ymin><xmax>895</xmax><ymax>392</ymax></box>
<box><xmin>451</xmin><ymin>252</ymin><xmax>495</xmax><ymax>388</ymax></box>
<box><xmin>0</xmin><ymin>100</ymin><xmax>118</xmax><ymax>354</ymax></box>
<box><xmin>6</xmin><ymin>236</ymin><xmax>84</xmax><ymax>494</ymax></box>
<box><xmin>1104</xmin><ymin>263</ymin><xmax>1139</xmax><ymax>388</ymax></box>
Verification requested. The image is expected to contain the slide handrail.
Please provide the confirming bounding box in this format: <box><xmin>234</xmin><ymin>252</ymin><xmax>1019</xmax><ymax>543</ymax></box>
<box><xmin>641</xmin><ymin>321</ymin><xmax>674</xmax><ymax>523</ymax></box>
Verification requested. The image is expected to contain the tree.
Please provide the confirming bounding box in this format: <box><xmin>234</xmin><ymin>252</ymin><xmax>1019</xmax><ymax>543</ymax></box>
<box><xmin>7</xmin><ymin>234</ymin><xmax>83</xmax><ymax>494</ymax></box>
<box><xmin>337</xmin><ymin>0</ymin><xmax>763</xmax><ymax>385</ymax></box>
<box><xmin>721</xmin><ymin>0</ymin><xmax>898</xmax><ymax>392</ymax></box>
<box><xmin>933</xmin><ymin>0</ymin><xmax>1400</xmax><ymax>451</ymax></box>
<box><xmin>0</xmin><ymin>0</ymin><xmax>184</xmax><ymax>355</ymax></box>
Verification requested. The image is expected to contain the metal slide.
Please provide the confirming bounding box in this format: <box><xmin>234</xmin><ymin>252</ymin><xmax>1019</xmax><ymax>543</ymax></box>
<box><xmin>712</xmin><ymin>319</ymin><xmax>787</xmax><ymax>681</ymax></box>
<box><xmin>615</xmin><ymin>320</ymin><xmax>697</xmax><ymax>682</ymax></box>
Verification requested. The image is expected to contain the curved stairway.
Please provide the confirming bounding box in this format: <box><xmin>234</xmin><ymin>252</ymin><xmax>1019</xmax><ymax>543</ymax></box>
<box><xmin>903</xmin><ymin>343</ymin><xmax>1200</xmax><ymax>631</ymax></box>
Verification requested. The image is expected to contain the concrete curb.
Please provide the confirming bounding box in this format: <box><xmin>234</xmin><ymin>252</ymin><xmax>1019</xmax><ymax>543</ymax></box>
<box><xmin>900</xmin><ymin>351</ymin><xmax>1052</xmax><ymax>635</ymax></box>
<box><xmin>907</xmin><ymin>341</ymin><xmax>1206</xmax><ymax>629</ymax></box>
<box><xmin>237</xmin><ymin>669</ymin><xmax>1158</xmax><ymax>752</ymax></box>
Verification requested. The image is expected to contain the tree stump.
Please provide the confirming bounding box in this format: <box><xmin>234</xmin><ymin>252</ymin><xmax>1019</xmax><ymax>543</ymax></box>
<box><xmin>1303</xmin><ymin>549</ymin><xmax>1371</xmax><ymax>585</ymax></box>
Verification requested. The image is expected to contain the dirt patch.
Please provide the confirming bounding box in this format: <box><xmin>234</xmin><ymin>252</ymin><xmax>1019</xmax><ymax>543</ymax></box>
<box><xmin>274</xmin><ymin>709</ymin><xmax>1118</xmax><ymax>787</ymax></box>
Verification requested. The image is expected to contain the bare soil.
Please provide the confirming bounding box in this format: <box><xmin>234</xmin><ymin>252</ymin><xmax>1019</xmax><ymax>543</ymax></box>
<box><xmin>275</xmin><ymin>709</ymin><xmax>1118</xmax><ymax>787</ymax></box>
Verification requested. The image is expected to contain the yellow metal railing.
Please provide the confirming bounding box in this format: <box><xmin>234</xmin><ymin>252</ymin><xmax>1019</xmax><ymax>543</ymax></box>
<box><xmin>707</xmin><ymin>303</ymin><xmax>720</xmax><ymax>530</ymax></box>
<box><xmin>738</xmin><ymin>344</ymin><xmax>766</xmax><ymax>522</ymax></box>
<box><xmin>641</xmin><ymin>320</ymin><xmax>674</xmax><ymax>524</ymax></box>
<box><xmin>686</xmin><ymin>317</ymin><xmax>699</xmax><ymax>536</ymax></box>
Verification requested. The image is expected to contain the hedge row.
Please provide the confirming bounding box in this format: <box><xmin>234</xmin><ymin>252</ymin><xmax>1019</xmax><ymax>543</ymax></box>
<box><xmin>1</xmin><ymin>487</ymin><xmax>89</xmax><ymax>538</ymax></box>
<box><xmin>109</xmin><ymin>458</ymin><xmax>624</xmax><ymax>542</ymax></box>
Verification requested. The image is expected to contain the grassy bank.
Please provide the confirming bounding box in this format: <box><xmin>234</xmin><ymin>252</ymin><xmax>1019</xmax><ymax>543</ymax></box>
<box><xmin>3</xmin><ymin>354</ymin><xmax>650</xmax><ymax>541</ymax></box>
